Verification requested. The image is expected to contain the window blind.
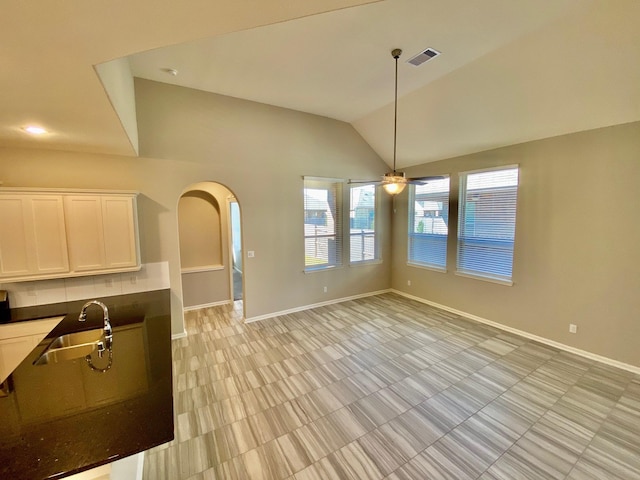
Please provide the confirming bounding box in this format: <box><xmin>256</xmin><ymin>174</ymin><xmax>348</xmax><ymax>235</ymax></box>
<box><xmin>349</xmin><ymin>184</ymin><xmax>378</xmax><ymax>263</ymax></box>
<box><xmin>304</xmin><ymin>178</ymin><xmax>343</xmax><ymax>270</ymax></box>
<box><xmin>457</xmin><ymin>167</ymin><xmax>519</xmax><ymax>282</ymax></box>
<box><xmin>407</xmin><ymin>177</ymin><xmax>450</xmax><ymax>270</ymax></box>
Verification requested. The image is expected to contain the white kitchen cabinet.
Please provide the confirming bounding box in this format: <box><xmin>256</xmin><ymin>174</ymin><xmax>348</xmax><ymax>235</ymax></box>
<box><xmin>0</xmin><ymin>189</ymin><xmax>140</xmax><ymax>282</ymax></box>
<box><xmin>0</xmin><ymin>194</ymin><xmax>69</xmax><ymax>279</ymax></box>
<box><xmin>64</xmin><ymin>195</ymin><xmax>139</xmax><ymax>273</ymax></box>
<box><xmin>0</xmin><ymin>316</ymin><xmax>63</xmax><ymax>383</ymax></box>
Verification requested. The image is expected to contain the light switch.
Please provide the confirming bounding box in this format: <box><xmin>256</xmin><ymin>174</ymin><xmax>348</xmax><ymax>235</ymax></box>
<box><xmin>247</xmin><ymin>251</ymin><xmax>255</xmax><ymax>258</ymax></box>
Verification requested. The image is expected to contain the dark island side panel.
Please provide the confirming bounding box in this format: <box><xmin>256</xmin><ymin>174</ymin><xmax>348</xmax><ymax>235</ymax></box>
<box><xmin>0</xmin><ymin>289</ymin><xmax>173</xmax><ymax>480</ymax></box>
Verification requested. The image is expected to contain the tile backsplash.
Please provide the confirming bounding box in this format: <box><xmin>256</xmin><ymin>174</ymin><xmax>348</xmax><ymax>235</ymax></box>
<box><xmin>0</xmin><ymin>262</ymin><xmax>170</xmax><ymax>308</ymax></box>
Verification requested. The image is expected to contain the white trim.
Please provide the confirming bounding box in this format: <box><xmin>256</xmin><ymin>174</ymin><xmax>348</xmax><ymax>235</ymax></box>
<box><xmin>183</xmin><ymin>299</ymin><xmax>232</xmax><ymax>312</ymax></box>
<box><xmin>244</xmin><ymin>289</ymin><xmax>392</xmax><ymax>324</ymax></box>
<box><xmin>171</xmin><ymin>330</ymin><xmax>187</xmax><ymax>340</ymax></box>
<box><xmin>349</xmin><ymin>260</ymin><xmax>383</xmax><ymax>267</ymax></box>
<box><xmin>181</xmin><ymin>265</ymin><xmax>224</xmax><ymax>274</ymax></box>
<box><xmin>455</xmin><ymin>270</ymin><xmax>513</xmax><ymax>286</ymax></box>
<box><xmin>391</xmin><ymin>289</ymin><xmax>640</xmax><ymax>375</ymax></box>
<box><xmin>407</xmin><ymin>262</ymin><xmax>447</xmax><ymax>274</ymax></box>
<box><xmin>303</xmin><ymin>264</ymin><xmax>344</xmax><ymax>274</ymax></box>
<box><xmin>458</xmin><ymin>163</ymin><xmax>519</xmax><ymax>177</ymax></box>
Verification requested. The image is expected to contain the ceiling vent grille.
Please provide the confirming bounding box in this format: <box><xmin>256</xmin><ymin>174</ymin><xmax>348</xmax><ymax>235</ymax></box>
<box><xmin>407</xmin><ymin>48</ymin><xmax>441</xmax><ymax>67</ymax></box>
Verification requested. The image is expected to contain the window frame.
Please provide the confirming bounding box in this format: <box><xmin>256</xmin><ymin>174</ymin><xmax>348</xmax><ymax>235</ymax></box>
<box><xmin>303</xmin><ymin>177</ymin><xmax>344</xmax><ymax>272</ymax></box>
<box><xmin>348</xmin><ymin>183</ymin><xmax>381</xmax><ymax>265</ymax></box>
<box><xmin>456</xmin><ymin>165</ymin><xmax>520</xmax><ymax>285</ymax></box>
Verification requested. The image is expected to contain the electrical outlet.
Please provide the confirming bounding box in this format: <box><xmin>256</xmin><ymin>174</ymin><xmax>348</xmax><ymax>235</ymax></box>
<box><xmin>407</xmin><ymin>280</ymin><xmax>411</xmax><ymax>286</ymax></box>
<box><xmin>569</xmin><ymin>324</ymin><xmax>578</xmax><ymax>334</ymax></box>
<box><xmin>323</xmin><ymin>286</ymin><xmax>327</xmax><ymax>293</ymax></box>
<box><xmin>247</xmin><ymin>251</ymin><xmax>255</xmax><ymax>258</ymax></box>
<box><xmin>130</xmin><ymin>275</ymin><xmax>137</xmax><ymax>285</ymax></box>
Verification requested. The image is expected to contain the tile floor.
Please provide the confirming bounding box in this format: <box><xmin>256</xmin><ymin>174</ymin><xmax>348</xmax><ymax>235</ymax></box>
<box><xmin>143</xmin><ymin>293</ymin><xmax>640</xmax><ymax>479</ymax></box>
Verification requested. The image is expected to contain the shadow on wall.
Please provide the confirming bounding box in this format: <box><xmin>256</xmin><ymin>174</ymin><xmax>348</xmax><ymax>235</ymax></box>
<box><xmin>135</xmin><ymin>195</ymin><xmax>169</xmax><ymax>264</ymax></box>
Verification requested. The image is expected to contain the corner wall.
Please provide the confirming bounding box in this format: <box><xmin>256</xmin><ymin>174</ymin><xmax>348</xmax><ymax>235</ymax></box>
<box><xmin>392</xmin><ymin>121</ymin><xmax>640</xmax><ymax>367</ymax></box>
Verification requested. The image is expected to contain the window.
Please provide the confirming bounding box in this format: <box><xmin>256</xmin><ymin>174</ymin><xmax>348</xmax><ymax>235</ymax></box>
<box><xmin>457</xmin><ymin>166</ymin><xmax>519</xmax><ymax>283</ymax></box>
<box><xmin>407</xmin><ymin>177</ymin><xmax>450</xmax><ymax>270</ymax></box>
<box><xmin>349</xmin><ymin>184</ymin><xmax>379</xmax><ymax>263</ymax></box>
<box><xmin>304</xmin><ymin>177</ymin><xmax>343</xmax><ymax>270</ymax></box>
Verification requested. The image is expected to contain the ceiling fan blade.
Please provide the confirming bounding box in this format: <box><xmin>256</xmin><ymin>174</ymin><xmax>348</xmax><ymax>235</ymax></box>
<box><xmin>407</xmin><ymin>175</ymin><xmax>445</xmax><ymax>182</ymax></box>
<box><xmin>406</xmin><ymin>175</ymin><xmax>446</xmax><ymax>185</ymax></box>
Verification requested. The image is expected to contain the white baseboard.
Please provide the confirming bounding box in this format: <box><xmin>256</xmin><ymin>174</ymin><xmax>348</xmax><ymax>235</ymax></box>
<box><xmin>171</xmin><ymin>330</ymin><xmax>187</xmax><ymax>340</ymax></box>
<box><xmin>391</xmin><ymin>289</ymin><xmax>640</xmax><ymax>375</ymax></box>
<box><xmin>244</xmin><ymin>289</ymin><xmax>392</xmax><ymax>324</ymax></box>
<box><xmin>183</xmin><ymin>299</ymin><xmax>231</xmax><ymax>312</ymax></box>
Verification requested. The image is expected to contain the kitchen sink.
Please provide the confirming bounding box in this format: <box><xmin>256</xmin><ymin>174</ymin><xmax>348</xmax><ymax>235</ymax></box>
<box><xmin>48</xmin><ymin>329</ymin><xmax>104</xmax><ymax>349</ymax></box>
<box><xmin>34</xmin><ymin>328</ymin><xmax>104</xmax><ymax>366</ymax></box>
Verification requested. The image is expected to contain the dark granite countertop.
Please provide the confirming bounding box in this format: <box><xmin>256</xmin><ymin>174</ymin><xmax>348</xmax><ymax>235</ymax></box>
<box><xmin>0</xmin><ymin>289</ymin><xmax>174</xmax><ymax>480</ymax></box>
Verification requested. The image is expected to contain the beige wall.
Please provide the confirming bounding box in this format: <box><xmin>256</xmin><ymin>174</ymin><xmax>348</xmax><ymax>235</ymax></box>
<box><xmin>181</xmin><ymin>270</ymin><xmax>228</xmax><ymax>308</ymax></box>
<box><xmin>0</xmin><ymin>79</ymin><xmax>391</xmax><ymax>335</ymax></box>
<box><xmin>392</xmin><ymin>121</ymin><xmax>640</xmax><ymax>367</ymax></box>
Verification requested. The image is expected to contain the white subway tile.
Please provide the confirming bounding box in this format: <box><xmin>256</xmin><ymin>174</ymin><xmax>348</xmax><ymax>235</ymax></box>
<box><xmin>145</xmin><ymin>262</ymin><xmax>168</xmax><ymax>291</ymax></box>
<box><xmin>120</xmin><ymin>270</ymin><xmax>147</xmax><ymax>295</ymax></box>
<box><xmin>65</xmin><ymin>276</ymin><xmax>97</xmax><ymax>301</ymax></box>
<box><xmin>34</xmin><ymin>279</ymin><xmax>67</xmax><ymax>305</ymax></box>
<box><xmin>3</xmin><ymin>282</ymin><xmax>38</xmax><ymax>308</ymax></box>
<box><xmin>93</xmin><ymin>274</ymin><xmax>122</xmax><ymax>298</ymax></box>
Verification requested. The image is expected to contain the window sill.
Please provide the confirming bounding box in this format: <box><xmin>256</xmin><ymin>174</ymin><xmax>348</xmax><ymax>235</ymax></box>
<box><xmin>349</xmin><ymin>259</ymin><xmax>383</xmax><ymax>267</ymax></box>
<box><xmin>304</xmin><ymin>265</ymin><xmax>344</xmax><ymax>274</ymax></box>
<box><xmin>455</xmin><ymin>270</ymin><xmax>513</xmax><ymax>286</ymax></box>
<box><xmin>407</xmin><ymin>262</ymin><xmax>447</xmax><ymax>273</ymax></box>
<box><xmin>181</xmin><ymin>265</ymin><xmax>225</xmax><ymax>274</ymax></box>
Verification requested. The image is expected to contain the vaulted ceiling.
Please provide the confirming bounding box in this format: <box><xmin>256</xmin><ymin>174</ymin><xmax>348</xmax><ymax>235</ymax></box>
<box><xmin>3</xmin><ymin>0</ymin><xmax>640</xmax><ymax>168</ymax></box>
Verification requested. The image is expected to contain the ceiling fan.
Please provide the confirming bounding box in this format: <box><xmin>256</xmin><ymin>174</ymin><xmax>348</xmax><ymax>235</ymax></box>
<box><xmin>349</xmin><ymin>48</ymin><xmax>442</xmax><ymax>195</ymax></box>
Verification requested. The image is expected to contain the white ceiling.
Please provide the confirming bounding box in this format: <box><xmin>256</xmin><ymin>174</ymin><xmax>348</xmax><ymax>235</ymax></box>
<box><xmin>2</xmin><ymin>0</ymin><xmax>640</xmax><ymax>169</ymax></box>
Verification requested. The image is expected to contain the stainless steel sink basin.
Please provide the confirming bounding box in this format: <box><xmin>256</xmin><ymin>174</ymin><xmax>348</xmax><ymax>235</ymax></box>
<box><xmin>34</xmin><ymin>328</ymin><xmax>104</xmax><ymax>366</ymax></box>
<box><xmin>48</xmin><ymin>329</ymin><xmax>104</xmax><ymax>349</ymax></box>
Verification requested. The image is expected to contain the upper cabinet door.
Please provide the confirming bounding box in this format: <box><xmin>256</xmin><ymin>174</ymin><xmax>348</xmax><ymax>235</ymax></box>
<box><xmin>64</xmin><ymin>194</ymin><xmax>139</xmax><ymax>273</ymax></box>
<box><xmin>0</xmin><ymin>196</ymin><xmax>31</xmax><ymax>277</ymax></box>
<box><xmin>64</xmin><ymin>195</ymin><xmax>106</xmax><ymax>272</ymax></box>
<box><xmin>102</xmin><ymin>196</ymin><xmax>138</xmax><ymax>269</ymax></box>
<box><xmin>0</xmin><ymin>195</ymin><xmax>69</xmax><ymax>278</ymax></box>
<box><xmin>30</xmin><ymin>196</ymin><xmax>71</xmax><ymax>274</ymax></box>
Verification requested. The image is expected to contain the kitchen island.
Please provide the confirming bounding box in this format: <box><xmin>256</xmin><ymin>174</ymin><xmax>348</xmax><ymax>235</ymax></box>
<box><xmin>0</xmin><ymin>289</ymin><xmax>174</xmax><ymax>480</ymax></box>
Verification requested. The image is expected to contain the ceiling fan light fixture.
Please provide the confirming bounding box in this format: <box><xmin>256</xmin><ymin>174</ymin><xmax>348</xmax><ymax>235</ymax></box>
<box><xmin>384</xmin><ymin>48</ymin><xmax>405</xmax><ymax>196</ymax></box>
<box><xmin>349</xmin><ymin>48</ymin><xmax>436</xmax><ymax>194</ymax></box>
<box><xmin>382</xmin><ymin>172</ymin><xmax>407</xmax><ymax>195</ymax></box>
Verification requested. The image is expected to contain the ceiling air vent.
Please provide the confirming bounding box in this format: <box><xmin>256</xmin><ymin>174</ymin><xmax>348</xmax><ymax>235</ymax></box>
<box><xmin>407</xmin><ymin>48</ymin><xmax>441</xmax><ymax>67</ymax></box>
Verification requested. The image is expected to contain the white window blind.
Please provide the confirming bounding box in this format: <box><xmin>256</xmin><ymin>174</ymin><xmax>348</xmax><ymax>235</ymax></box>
<box><xmin>349</xmin><ymin>184</ymin><xmax>379</xmax><ymax>263</ymax></box>
<box><xmin>457</xmin><ymin>166</ymin><xmax>519</xmax><ymax>282</ymax></box>
<box><xmin>408</xmin><ymin>177</ymin><xmax>450</xmax><ymax>270</ymax></box>
<box><xmin>304</xmin><ymin>178</ymin><xmax>343</xmax><ymax>270</ymax></box>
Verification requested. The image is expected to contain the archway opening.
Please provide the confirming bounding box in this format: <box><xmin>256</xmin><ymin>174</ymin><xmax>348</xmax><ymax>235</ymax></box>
<box><xmin>177</xmin><ymin>182</ymin><xmax>244</xmax><ymax>318</ymax></box>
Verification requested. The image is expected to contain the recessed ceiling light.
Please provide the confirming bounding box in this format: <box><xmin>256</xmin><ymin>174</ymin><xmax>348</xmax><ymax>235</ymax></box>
<box><xmin>162</xmin><ymin>68</ymin><xmax>178</xmax><ymax>76</ymax></box>
<box><xmin>23</xmin><ymin>125</ymin><xmax>47</xmax><ymax>135</ymax></box>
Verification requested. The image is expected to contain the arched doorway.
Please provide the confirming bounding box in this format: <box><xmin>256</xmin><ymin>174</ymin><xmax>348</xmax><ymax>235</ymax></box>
<box><xmin>177</xmin><ymin>182</ymin><xmax>244</xmax><ymax>318</ymax></box>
